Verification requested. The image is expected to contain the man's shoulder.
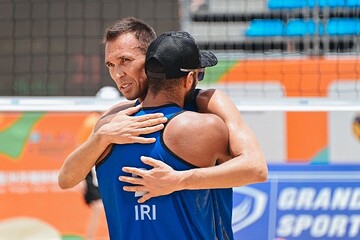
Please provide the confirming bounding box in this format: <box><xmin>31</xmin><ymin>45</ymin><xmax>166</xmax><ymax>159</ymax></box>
<box><xmin>196</xmin><ymin>88</ymin><xmax>226</xmax><ymax>99</ymax></box>
<box><xmin>164</xmin><ymin>110</ymin><xmax>229</xmax><ymax>167</ymax></box>
<box><xmin>171</xmin><ymin>111</ymin><xmax>225</xmax><ymax>133</ymax></box>
<box><xmin>196</xmin><ymin>88</ymin><xmax>230</xmax><ymax>112</ymax></box>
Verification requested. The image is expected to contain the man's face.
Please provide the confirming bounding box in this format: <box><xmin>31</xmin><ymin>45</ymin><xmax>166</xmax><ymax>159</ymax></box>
<box><xmin>105</xmin><ymin>33</ymin><xmax>147</xmax><ymax>101</ymax></box>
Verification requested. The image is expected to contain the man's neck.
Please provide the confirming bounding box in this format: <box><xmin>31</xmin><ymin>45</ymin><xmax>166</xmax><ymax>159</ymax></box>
<box><xmin>141</xmin><ymin>92</ymin><xmax>183</xmax><ymax>108</ymax></box>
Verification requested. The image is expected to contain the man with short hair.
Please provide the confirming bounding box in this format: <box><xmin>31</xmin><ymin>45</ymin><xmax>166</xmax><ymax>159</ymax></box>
<box><xmin>96</xmin><ymin>31</ymin><xmax>232</xmax><ymax>239</ymax></box>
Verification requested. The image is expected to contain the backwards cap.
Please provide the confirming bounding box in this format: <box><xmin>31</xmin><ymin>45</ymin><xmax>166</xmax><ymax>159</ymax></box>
<box><xmin>145</xmin><ymin>31</ymin><xmax>217</xmax><ymax>79</ymax></box>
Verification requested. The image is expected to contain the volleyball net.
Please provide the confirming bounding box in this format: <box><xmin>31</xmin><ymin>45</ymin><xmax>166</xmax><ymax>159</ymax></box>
<box><xmin>1</xmin><ymin>0</ymin><xmax>359</xmax><ymax>102</ymax></box>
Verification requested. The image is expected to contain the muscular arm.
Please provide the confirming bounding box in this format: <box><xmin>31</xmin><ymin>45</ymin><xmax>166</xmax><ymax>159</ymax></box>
<box><xmin>58</xmin><ymin>103</ymin><xmax>167</xmax><ymax>189</ymax></box>
<box><xmin>190</xmin><ymin>89</ymin><xmax>268</xmax><ymax>187</ymax></box>
<box><xmin>120</xmin><ymin>89</ymin><xmax>268</xmax><ymax>203</ymax></box>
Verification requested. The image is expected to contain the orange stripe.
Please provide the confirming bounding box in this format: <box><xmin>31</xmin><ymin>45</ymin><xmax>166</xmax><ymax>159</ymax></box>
<box><xmin>219</xmin><ymin>57</ymin><xmax>360</xmax><ymax>96</ymax></box>
<box><xmin>287</xmin><ymin>112</ymin><xmax>327</xmax><ymax>162</ymax></box>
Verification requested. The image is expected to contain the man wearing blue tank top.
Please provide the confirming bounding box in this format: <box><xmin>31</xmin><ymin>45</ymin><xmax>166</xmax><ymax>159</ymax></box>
<box><xmin>96</xmin><ymin>31</ymin><xmax>232</xmax><ymax>239</ymax></box>
<box><xmin>59</xmin><ymin>17</ymin><xmax>267</xmax><ymax>240</ymax></box>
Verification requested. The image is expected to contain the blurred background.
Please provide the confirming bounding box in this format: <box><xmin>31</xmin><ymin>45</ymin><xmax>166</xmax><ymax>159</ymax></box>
<box><xmin>1</xmin><ymin>0</ymin><xmax>360</xmax><ymax>239</ymax></box>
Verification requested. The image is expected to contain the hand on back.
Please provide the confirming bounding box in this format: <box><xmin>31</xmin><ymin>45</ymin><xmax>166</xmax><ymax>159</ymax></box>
<box><xmin>97</xmin><ymin>104</ymin><xmax>168</xmax><ymax>145</ymax></box>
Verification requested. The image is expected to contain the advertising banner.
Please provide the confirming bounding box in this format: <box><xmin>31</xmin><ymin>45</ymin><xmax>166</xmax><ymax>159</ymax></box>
<box><xmin>233</xmin><ymin>164</ymin><xmax>360</xmax><ymax>240</ymax></box>
<box><xmin>0</xmin><ymin>111</ymin><xmax>108</xmax><ymax>239</ymax></box>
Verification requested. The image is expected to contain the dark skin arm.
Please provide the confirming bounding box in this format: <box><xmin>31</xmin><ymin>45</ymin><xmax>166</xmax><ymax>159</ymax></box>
<box><xmin>120</xmin><ymin>89</ymin><xmax>268</xmax><ymax>203</ymax></box>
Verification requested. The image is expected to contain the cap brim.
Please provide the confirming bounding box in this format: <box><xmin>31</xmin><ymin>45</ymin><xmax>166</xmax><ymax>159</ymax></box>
<box><xmin>200</xmin><ymin>51</ymin><xmax>218</xmax><ymax>68</ymax></box>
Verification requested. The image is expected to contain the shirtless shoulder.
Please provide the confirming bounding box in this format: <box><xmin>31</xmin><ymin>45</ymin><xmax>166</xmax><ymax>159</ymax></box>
<box><xmin>164</xmin><ymin>111</ymin><xmax>230</xmax><ymax>167</ymax></box>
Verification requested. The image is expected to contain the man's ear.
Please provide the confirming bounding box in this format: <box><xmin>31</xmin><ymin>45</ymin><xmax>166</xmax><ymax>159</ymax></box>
<box><xmin>185</xmin><ymin>72</ymin><xmax>194</xmax><ymax>90</ymax></box>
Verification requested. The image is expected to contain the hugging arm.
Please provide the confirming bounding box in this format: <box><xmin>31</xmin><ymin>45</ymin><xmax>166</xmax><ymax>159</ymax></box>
<box><xmin>58</xmin><ymin>104</ymin><xmax>167</xmax><ymax>189</ymax></box>
<box><xmin>120</xmin><ymin>89</ymin><xmax>268</xmax><ymax>203</ymax></box>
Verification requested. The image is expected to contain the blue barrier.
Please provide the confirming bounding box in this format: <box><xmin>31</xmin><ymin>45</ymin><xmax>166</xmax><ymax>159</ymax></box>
<box><xmin>245</xmin><ymin>19</ymin><xmax>284</xmax><ymax>37</ymax></box>
<box><xmin>284</xmin><ymin>19</ymin><xmax>317</xmax><ymax>36</ymax></box>
<box><xmin>347</xmin><ymin>0</ymin><xmax>360</xmax><ymax>7</ymax></box>
<box><xmin>318</xmin><ymin>0</ymin><xmax>347</xmax><ymax>8</ymax></box>
<box><xmin>268</xmin><ymin>0</ymin><xmax>360</xmax><ymax>9</ymax></box>
<box><xmin>246</xmin><ymin>18</ymin><xmax>360</xmax><ymax>37</ymax></box>
<box><xmin>326</xmin><ymin>18</ymin><xmax>360</xmax><ymax>35</ymax></box>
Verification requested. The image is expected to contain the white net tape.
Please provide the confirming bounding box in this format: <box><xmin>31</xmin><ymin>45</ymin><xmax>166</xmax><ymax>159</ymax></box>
<box><xmin>1</xmin><ymin>96</ymin><xmax>359</xmax><ymax>112</ymax></box>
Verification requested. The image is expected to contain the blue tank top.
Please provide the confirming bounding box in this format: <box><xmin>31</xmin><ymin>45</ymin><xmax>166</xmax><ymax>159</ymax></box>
<box><xmin>96</xmin><ymin>104</ymin><xmax>218</xmax><ymax>240</ymax></box>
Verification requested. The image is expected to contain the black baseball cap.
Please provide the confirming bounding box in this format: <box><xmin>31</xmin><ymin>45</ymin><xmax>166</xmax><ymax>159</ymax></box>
<box><xmin>145</xmin><ymin>31</ymin><xmax>218</xmax><ymax>79</ymax></box>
